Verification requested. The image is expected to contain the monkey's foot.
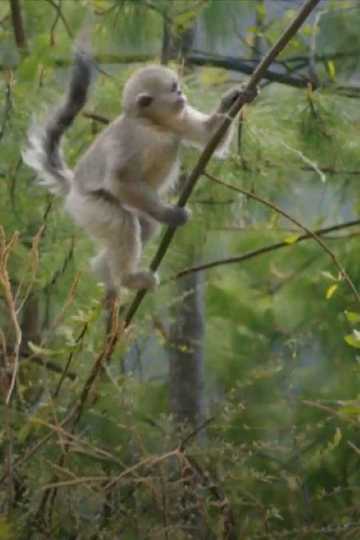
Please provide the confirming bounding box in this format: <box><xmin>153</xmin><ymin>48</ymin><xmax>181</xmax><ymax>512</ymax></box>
<box><xmin>123</xmin><ymin>271</ymin><xmax>159</xmax><ymax>290</ymax></box>
<box><xmin>163</xmin><ymin>205</ymin><xmax>191</xmax><ymax>227</ymax></box>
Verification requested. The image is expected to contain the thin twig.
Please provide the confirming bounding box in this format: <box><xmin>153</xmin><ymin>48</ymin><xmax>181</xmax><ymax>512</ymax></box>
<box><xmin>52</xmin><ymin>321</ymin><xmax>88</xmax><ymax>398</ymax></box>
<box><xmin>188</xmin><ymin>52</ymin><xmax>314</xmax><ymax>89</ymax></box>
<box><xmin>176</xmin><ymin>219</ymin><xmax>360</xmax><ymax>279</ymax></box>
<box><xmin>205</xmin><ymin>172</ymin><xmax>360</xmax><ymax>304</ymax></box>
<box><xmin>82</xmin><ymin>111</ymin><xmax>110</xmax><ymax>125</ymax></box>
<box><xmin>179</xmin><ymin>417</ymin><xmax>214</xmax><ymax>450</ymax></box>
<box><xmin>0</xmin><ymin>410</ymin><xmax>75</xmax><ymax>488</ymax></box>
<box><xmin>45</xmin><ymin>0</ymin><xmax>73</xmax><ymax>38</ymax></box>
<box><xmin>0</xmin><ymin>72</ymin><xmax>12</xmax><ymax>142</ymax></box>
<box><xmin>49</xmin><ymin>0</ymin><xmax>61</xmax><ymax>45</ymax></box>
<box><xmin>0</xmin><ymin>228</ymin><xmax>22</xmax><ymax>404</ymax></box>
<box><xmin>26</xmin><ymin>356</ymin><xmax>77</xmax><ymax>379</ymax></box>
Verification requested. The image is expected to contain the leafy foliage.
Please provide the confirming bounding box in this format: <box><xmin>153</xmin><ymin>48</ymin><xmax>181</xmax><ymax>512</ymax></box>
<box><xmin>1</xmin><ymin>1</ymin><xmax>360</xmax><ymax>538</ymax></box>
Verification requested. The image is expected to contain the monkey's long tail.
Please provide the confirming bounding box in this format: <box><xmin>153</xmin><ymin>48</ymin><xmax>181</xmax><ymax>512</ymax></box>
<box><xmin>23</xmin><ymin>49</ymin><xmax>93</xmax><ymax>196</ymax></box>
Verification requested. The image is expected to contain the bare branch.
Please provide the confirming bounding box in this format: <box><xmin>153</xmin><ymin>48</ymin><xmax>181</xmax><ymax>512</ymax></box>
<box><xmin>82</xmin><ymin>111</ymin><xmax>110</xmax><ymax>125</ymax></box>
<box><xmin>175</xmin><ymin>219</ymin><xmax>360</xmax><ymax>279</ymax></box>
<box><xmin>0</xmin><ymin>73</ymin><xmax>12</xmax><ymax>142</ymax></box>
<box><xmin>188</xmin><ymin>51</ymin><xmax>314</xmax><ymax>89</ymax></box>
<box><xmin>204</xmin><ymin>172</ymin><xmax>360</xmax><ymax>304</ymax></box>
<box><xmin>45</xmin><ymin>0</ymin><xmax>73</xmax><ymax>39</ymax></box>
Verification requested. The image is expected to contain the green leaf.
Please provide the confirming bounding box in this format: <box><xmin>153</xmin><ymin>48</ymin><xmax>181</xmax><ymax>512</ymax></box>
<box><xmin>344</xmin><ymin>331</ymin><xmax>360</xmax><ymax>349</ymax></box>
<box><xmin>345</xmin><ymin>311</ymin><xmax>360</xmax><ymax>324</ymax></box>
<box><xmin>327</xmin><ymin>60</ymin><xmax>336</xmax><ymax>81</ymax></box>
<box><xmin>284</xmin><ymin>233</ymin><xmax>300</xmax><ymax>245</ymax></box>
<box><xmin>340</xmin><ymin>405</ymin><xmax>360</xmax><ymax>416</ymax></box>
<box><xmin>326</xmin><ymin>284</ymin><xmax>338</xmax><ymax>299</ymax></box>
<box><xmin>321</xmin><ymin>271</ymin><xmax>337</xmax><ymax>282</ymax></box>
<box><xmin>28</xmin><ymin>342</ymin><xmax>58</xmax><ymax>357</ymax></box>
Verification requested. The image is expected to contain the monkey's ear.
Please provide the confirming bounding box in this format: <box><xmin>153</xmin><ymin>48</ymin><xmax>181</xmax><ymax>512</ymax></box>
<box><xmin>136</xmin><ymin>93</ymin><xmax>153</xmax><ymax>108</ymax></box>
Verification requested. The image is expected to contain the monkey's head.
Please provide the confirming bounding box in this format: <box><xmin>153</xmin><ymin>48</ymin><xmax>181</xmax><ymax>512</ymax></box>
<box><xmin>122</xmin><ymin>65</ymin><xmax>187</xmax><ymax>123</ymax></box>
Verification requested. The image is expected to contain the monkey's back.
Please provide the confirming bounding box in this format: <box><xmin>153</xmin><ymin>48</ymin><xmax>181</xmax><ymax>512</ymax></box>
<box><xmin>72</xmin><ymin>128</ymin><xmax>110</xmax><ymax>192</ymax></box>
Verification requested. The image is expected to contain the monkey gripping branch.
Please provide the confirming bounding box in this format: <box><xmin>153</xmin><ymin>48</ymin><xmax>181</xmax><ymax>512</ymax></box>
<box><xmin>124</xmin><ymin>0</ymin><xmax>322</xmax><ymax>328</ymax></box>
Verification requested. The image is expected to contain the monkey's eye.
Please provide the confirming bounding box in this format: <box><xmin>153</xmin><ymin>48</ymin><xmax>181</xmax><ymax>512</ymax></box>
<box><xmin>171</xmin><ymin>81</ymin><xmax>178</xmax><ymax>93</ymax></box>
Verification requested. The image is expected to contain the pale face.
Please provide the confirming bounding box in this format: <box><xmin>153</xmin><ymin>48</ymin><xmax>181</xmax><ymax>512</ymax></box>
<box><xmin>142</xmin><ymin>72</ymin><xmax>187</xmax><ymax>118</ymax></box>
<box><xmin>160</xmin><ymin>77</ymin><xmax>187</xmax><ymax>113</ymax></box>
<box><xmin>123</xmin><ymin>66</ymin><xmax>187</xmax><ymax>122</ymax></box>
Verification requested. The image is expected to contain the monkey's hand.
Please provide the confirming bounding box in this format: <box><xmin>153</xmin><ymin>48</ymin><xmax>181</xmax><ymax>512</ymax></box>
<box><xmin>115</xmin><ymin>180</ymin><xmax>191</xmax><ymax>227</ymax></box>
<box><xmin>219</xmin><ymin>85</ymin><xmax>258</xmax><ymax>113</ymax></box>
<box><xmin>161</xmin><ymin>205</ymin><xmax>191</xmax><ymax>227</ymax></box>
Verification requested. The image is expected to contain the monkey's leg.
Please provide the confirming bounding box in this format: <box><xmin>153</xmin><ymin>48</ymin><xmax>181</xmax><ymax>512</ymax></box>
<box><xmin>66</xmin><ymin>190</ymin><xmax>158</xmax><ymax>290</ymax></box>
<box><xmin>91</xmin><ymin>248</ymin><xmax>119</xmax><ymax>332</ymax></box>
<box><xmin>91</xmin><ymin>249</ymin><xmax>115</xmax><ymax>291</ymax></box>
<box><xmin>106</xmin><ymin>213</ymin><xmax>158</xmax><ymax>291</ymax></box>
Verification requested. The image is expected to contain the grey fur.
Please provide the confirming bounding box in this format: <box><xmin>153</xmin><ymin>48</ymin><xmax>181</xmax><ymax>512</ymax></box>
<box><xmin>23</xmin><ymin>49</ymin><xmax>93</xmax><ymax>195</ymax></box>
<box><xmin>23</xmin><ymin>53</ymin><xmax>248</xmax><ymax>292</ymax></box>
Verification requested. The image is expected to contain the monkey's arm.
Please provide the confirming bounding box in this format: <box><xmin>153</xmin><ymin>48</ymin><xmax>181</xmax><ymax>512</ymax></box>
<box><xmin>178</xmin><ymin>106</ymin><xmax>233</xmax><ymax>157</ymax></box>
<box><xmin>178</xmin><ymin>87</ymin><xmax>256</xmax><ymax>156</ymax></box>
<box><xmin>104</xmin><ymin>167</ymin><xmax>189</xmax><ymax>227</ymax></box>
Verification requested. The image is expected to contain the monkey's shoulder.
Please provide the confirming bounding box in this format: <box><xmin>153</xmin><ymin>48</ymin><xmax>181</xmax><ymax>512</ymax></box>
<box><xmin>109</xmin><ymin>116</ymin><xmax>178</xmax><ymax>146</ymax></box>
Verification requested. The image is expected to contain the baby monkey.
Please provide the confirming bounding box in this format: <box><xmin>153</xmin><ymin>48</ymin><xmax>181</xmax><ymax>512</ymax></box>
<box><xmin>24</xmin><ymin>50</ymin><xmax>255</xmax><ymax>294</ymax></box>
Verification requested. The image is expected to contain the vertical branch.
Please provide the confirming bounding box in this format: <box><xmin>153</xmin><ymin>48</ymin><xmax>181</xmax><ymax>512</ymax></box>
<box><xmin>9</xmin><ymin>0</ymin><xmax>27</xmax><ymax>51</ymax></box>
<box><xmin>253</xmin><ymin>0</ymin><xmax>265</xmax><ymax>59</ymax></box>
<box><xmin>0</xmin><ymin>228</ymin><xmax>22</xmax><ymax>404</ymax></box>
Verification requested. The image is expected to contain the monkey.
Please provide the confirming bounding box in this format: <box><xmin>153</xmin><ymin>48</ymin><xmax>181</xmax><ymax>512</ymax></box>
<box><xmin>23</xmin><ymin>49</ymin><xmax>256</xmax><ymax>294</ymax></box>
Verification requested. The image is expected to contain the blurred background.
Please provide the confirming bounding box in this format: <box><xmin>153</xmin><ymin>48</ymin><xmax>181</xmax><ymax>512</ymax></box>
<box><xmin>2</xmin><ymin>0</ymin><xmax>360</xmax><ymax>538</ymax></box>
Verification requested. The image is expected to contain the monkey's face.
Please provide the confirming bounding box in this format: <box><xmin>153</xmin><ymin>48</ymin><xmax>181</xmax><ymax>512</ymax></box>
<box><xmin>139</xmin><ymin>73</ymin><xmax>187</xmax><ymax>119</ymax></box>
<box><xmin>123</xmin><ymin>66</ymin><xmax>187</xmax><ymax>122</ymax></box>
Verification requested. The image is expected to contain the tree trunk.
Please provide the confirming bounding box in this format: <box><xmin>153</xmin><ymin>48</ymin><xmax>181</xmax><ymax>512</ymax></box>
<box><xmin>168</xmin><ymin>271</ymin><xmax>205</xmax><ymax>431</ymax></box>
<box><xmin>9</xmin><ymin>0</ymin><xmax>27</xmax><ymax>51</ymax></box>
<box><xmin>161</xmin><ymin>17</ymin><xmax>196</xmax><ymax>65</ymax></box>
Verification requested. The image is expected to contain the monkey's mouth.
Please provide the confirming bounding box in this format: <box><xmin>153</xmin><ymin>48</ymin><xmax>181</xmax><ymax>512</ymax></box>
<box><xmin>176</xmin><ymin>96</ymin><xmax>187</xmax><ymax>109</ymax></box>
